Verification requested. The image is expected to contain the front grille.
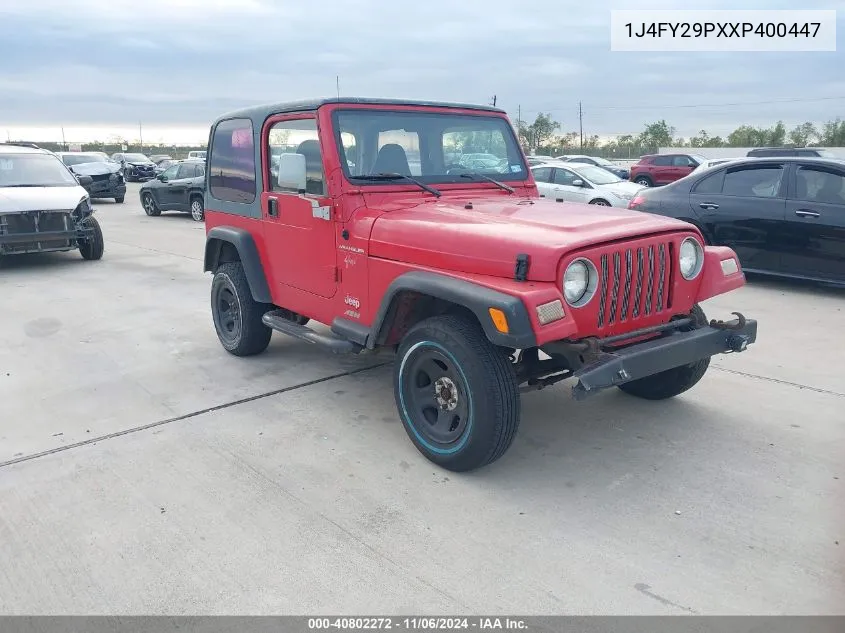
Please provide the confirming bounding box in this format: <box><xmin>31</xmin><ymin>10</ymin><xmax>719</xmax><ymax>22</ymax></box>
<box><xmin>597</xmin><ymin>241</ymin><xmax>671</xmax><ymax>329</ymax></box>
<box><xmin>0</xmin><ymin>210</ymin><xmax>74</xmax><ymax>253</ymax></box>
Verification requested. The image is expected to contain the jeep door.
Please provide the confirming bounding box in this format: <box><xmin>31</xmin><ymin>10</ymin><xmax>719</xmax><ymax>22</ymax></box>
<box><xmin>260</xmin><ymin>116</ymin><xmax>338</xmax><ymax>299</ymax></box>
<box><xmin>166</xmin><ymin>162</ymin><xmax>199</xmax><ymax>211</ymax></box>
<box><xmin>782</xmin><ymin>162</ymin><xmax>845</xmax><ymax>281</ymax></box>
<box><xmin>150</xmin><ymin>164</ymin><xmax>180</xmax><ymax>208</ymax></box>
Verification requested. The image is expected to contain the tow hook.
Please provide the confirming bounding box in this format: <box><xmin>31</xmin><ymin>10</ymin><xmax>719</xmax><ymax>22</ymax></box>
<box><xmin>710</xmin><ymin>311</ymin><xmax>747</xmax><ymax>331</ymax></box>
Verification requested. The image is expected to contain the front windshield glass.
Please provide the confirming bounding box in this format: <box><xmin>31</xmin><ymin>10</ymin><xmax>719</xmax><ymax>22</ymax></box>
<box><xmin>61</xmin><ymin>153</ymin><xmax>106</xmax><ymax>166</ymax></box>
<box><xmin>0</xmin><ymin>153</ymin><xmax>78</xmax><ymax>187</ymax></box>
<box><xmin>570</xmin><ymin>164</ymin><xmax>623</xmax><ymax>185</ymax></box>
<box><xmin>123</xmin><ymin>153</ymin><xmax>151</xmax><ymax>162</ymax></box>
<box><xmin>334</xmin><ymin>110</ymin><xmax>527</xmax><ymax>183</ymax></box>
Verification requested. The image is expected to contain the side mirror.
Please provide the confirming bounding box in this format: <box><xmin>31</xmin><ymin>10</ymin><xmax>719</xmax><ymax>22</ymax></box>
<box><xmin>77</xmin><ymin>175</ymin><xmax>93</xmax><ymax>186</ymax></box>
<box><xmin>572</xmin><ymin>179</ymin><xmax>585</xmax><ymax>187</ymax></box>
<box><xmin>277</xmin><ymin>152</ymin><xmax>307</xmax><ymax>192</ymax></box>
<box><xmin>157</xmin><ymin>174</ymin><xmax>166</xmax><ymax>182</ymax></box>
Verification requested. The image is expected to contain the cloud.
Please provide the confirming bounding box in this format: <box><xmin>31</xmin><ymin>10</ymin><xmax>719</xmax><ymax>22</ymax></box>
<box><xmin>0</xmin><ymin>0</ymin><xmax>842</xmax><ymax>142</ymax></box>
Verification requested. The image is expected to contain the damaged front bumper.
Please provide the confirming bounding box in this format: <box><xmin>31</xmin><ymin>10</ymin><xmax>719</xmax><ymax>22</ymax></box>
<box><xmin>0</xmin><ymin>210</ymin><xmax>96</xmax><ymax>255</ymax></box>
<box><xmin>569</xmin><ymin>313</ymin><xmax>758</xmax><ymax>400</ymax></box>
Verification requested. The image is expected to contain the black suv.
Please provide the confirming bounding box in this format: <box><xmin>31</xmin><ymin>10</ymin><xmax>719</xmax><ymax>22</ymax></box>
<box><xmin>111</xmin><ymin>152</ymin><xmax>157</xmax><ymax>182</ymax></box>
<box><xmin>747</xmin><ymin>146</ymin><xmax>837</xmax><ymax>158</ymax></box>
<box><xmin>55</xmin><ymin>152</ymin><xmax>126</xmax><ymax>203</ymax></box>
<box><xmin>138</xmin><ymin>159</ymin><xmax>206</xmax><ymax>221</ymax></box>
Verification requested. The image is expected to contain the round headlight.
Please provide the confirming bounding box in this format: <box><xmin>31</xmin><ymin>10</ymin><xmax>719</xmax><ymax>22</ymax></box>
<box><xmin>679</xmin><ymin>237</ymin><xmax>704</xmax><ymax>280</ymax></box>
<box><xmin>563</xmin><ymin>258</ymin><xmax>598</xmax><ymax>307</ymax></box>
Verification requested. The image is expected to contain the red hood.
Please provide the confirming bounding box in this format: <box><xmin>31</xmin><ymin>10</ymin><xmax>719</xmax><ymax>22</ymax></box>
<box><xmin>367</xmin><ymin>194</ymin><xmax>694</xmax><ymax>281</ymax></box>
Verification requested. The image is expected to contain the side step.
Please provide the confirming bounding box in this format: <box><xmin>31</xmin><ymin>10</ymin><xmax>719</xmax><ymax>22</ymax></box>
<box><xmin>262</xmin><ymin>311</ymin><xmax>363</xmax><ymax>355</ymax></box>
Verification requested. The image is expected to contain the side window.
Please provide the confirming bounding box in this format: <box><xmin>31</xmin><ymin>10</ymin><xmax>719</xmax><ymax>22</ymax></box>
<box><xmin>692</xmin><ymin>170</ymin><xmax>724</xmax><ymax>194</ymax></box>
<box><xmin>267</xmin><ymin>118</ymin><xmax>324</xmax><ymax>196</ymax></box>
<box><xmin>722</xmin><ymin>165</ymin><xmax>785</xmax><ymax>198</ymax></box>
<box><xmin>673</xmin><ymin>155</ymin><xmax>695</xmax><ymax>167</ymax></box>
<box><xmin>209</xmin><ymin>117</ymin><xmax>256</xmax><ymax>204</ymax></box>
<box><xmin>162</xmin><ymin>164</ymin><xmax>180</xmax><ymax>180</ymax></box>
<box><xmin>795</xmin><ymin>166</ymin><xmax>845</xmax><ymax>205</ymax></box>
<box><xmin>176</xmin><ymin>163</ymin><xmax>196</xmax><ymax>179</ymax></box>
<box><xmin>532</xmin><ymin>167</ymin><xmax>553</xmax><ymax>183</ymax></box>
<box><xmin>195</xmin><ymin>163</ymin><xmax>205</xmax><ymax>177</ymax></box>
<box><xmin>553</xmin><ymin>169</ymin><xmax>577</xmax><ymax>186</ymax></box>
<box><xmin>570</xmin><ymin>157</ymin><xmax>591</xmax><ymax>164</ymax></box>
<box><xmin>652</xmin><ymin>155</ymin><xmax>673</xmax><ymax>166</ymax></box>
<box><xmin>377</xmin><ymin>129</ymin><xmax>421</xmax><ymax>176</ymax></box>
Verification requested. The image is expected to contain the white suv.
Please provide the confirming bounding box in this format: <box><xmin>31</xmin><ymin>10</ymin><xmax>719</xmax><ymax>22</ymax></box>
<box><xmin>0</xmin><ymin>143</ymin><xmax>104</xmax><ymax>259</ymax></box>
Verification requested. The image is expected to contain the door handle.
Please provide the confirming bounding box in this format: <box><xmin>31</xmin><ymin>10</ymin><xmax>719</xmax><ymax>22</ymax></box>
<box><xmin>795</xmin><ymin>209</ymin><xmax>820</xmax><ymax>218</ymax></box>
<box><xmin>699</xmin><ymin>202</ymin><xmax>719</xmax><ymax>210</ymax></box>
<box><xmin>267</xmin><ymin>198</ymin><xmax>278</xmax><ymax>217</ymax></box>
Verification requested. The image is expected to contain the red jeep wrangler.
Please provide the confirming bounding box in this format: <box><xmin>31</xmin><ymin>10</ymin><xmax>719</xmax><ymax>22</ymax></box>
<box><xmin>202</xmin><ymin>98</ymin><xmax>757</xmax><ymax>472</ymax></box>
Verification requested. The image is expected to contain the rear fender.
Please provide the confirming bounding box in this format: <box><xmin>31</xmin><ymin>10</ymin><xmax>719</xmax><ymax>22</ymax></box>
<box><xmin>203</xmin><ymin>226</ymin><xmax>271</xmax><ymax>303</ymax></box>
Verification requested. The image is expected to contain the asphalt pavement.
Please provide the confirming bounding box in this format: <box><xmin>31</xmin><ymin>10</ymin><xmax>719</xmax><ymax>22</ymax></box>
<box><xmin>0</xmin><ymin>183</ymin><xmax>842</xmax><ymax>615</ymax></box>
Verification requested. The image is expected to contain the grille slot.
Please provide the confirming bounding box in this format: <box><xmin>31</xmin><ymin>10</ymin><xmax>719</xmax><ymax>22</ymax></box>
<box><xmin>597</xmin><ymin>241</ymin><xmax>672</xmax><ymax>329</ymax></box>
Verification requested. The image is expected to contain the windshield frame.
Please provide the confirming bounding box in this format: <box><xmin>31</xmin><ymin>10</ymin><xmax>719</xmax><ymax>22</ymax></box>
<box><xmin>0</xmin><ymin>152</ymin><xmax>81</xmax><ymax>188</ymax></box>
<box><xmin>330</xmin><ymin>107</ymin><xmax>529</xmax><ymax>188</ymax></box>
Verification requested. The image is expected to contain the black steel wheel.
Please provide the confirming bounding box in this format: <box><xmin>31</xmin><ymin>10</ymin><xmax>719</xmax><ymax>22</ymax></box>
<box><xmin>394</xmin><ymin>313</ymin><xmax>520</xmax><ymax>472</ymax></box>
<box><xmin>210</xmin><ymin>262</ymin><xmax>272</xmax><ymax>356</ymax></box>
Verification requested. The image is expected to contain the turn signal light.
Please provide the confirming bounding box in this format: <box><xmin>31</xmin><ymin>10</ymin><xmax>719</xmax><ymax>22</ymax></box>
<box><xmin>628</xmin><ymin>195</ymin><xmax>647</xmax><ymax>210</ymax></box>
<box><xmin>488</xmin><ymin>308</ymin><xmax>510</xmax><ymax>334</ymax></box>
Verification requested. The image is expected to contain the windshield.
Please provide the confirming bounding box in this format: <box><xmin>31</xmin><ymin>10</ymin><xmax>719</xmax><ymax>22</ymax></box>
<box><xmin>569</xmin><ymin>164</ymin><xmax>623</xmax><ymax>185</ymax></box>
<box><xmin>61</xmin><ymin>153</ymin><xmax>106</xmax><ymax>166</ymax></box>
<box><xmin>123</xmin><ymin>153</ymin><xmax>151</xmax><ymax>163</ymax></box>
<box><xmin>0</xmin><ymin>153</ymin><xmax>79</xmax><ymax>187</ymax></box>
<box><xmin>334</xmin><ymin>110</ymin><xmax>527</xmax><ymax>184</ymax></box>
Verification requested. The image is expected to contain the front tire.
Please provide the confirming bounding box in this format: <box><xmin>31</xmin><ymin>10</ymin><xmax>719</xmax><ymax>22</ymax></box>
<box><xmin>115</xmin><ymin>196</ymin><xmax>125</xmax><ymax>204</ymax></box>
<box><xmin>617</xmin><ymin>305</ymin><xmax>710</xmax><ymax>400</ymax></box>
<box><xmin>634</xmin><ymin>176</ymin><xmax>653</xmax><ymax>187</ymax></box>
<box><xmin>142</xmin><ymin>193</ymin><xmax>161</xmax><ymax>217</ymax></box>
<box><xmin>394</xmin><ymin>313</ymin><xmax>520</xmax><ymax>472</ymax></box>
<box><xmin>79</xmin><ymin>216</ymin><xmax>105</xmax><ymax>260</ymax></box>
<box><xmin>211</xmin><ymin>262</ymin><xmax>273</xmax><ymax>357</ymax></box>
<box><xmin>589</xmin><ymin>199</ymin><xmax>611</xmax><ymax>206</ymax></box>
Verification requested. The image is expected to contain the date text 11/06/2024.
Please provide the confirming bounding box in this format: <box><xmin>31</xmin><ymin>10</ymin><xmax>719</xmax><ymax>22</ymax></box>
<box><xmin>308</xmin><ymin>617</ymin><xmax>528</xmax><ymax>630</ymax></box>
<box><xmin>624</xmin><ymin>21</ymin><xmax>822</xmax><ymax>39</ymax></box>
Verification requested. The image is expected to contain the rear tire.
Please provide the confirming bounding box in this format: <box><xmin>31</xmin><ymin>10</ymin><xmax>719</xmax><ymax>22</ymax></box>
<box><xmin>394</xmin><ymin>313</ymin><xmax>520</xmax><ymax>472</ymax></box>
<box><xmin>79</xmin><ymin>216</ymin><xmax>105</xmax><ymax>261</ymax></box>
<box><xmin>190</xmin><ymin>195</ymin><xmax>204</xmax><ymax>222</ymax></box>
<box><xmin>589</xmin><ymin>199</ymin><xmax>611</xmax><ymax>206</ymax></box>
<box><xmin>617</xmin><ymin>305</ymin><xmax>710</xmax><ymax>400</ymax></box>
<box><xmin>211</xmin><ymin>262</ymin><xmax>273</xmax><ymax>357</ymax></box>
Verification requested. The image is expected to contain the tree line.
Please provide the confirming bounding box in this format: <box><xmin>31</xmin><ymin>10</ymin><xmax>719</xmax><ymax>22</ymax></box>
<box><xmin>516</xmin><ymin>113</ymin><xmax>845</xmax><ymax>157</ymax></box>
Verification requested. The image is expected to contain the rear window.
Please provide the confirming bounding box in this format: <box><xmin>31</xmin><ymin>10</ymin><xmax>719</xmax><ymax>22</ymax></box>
<box><xmin>209</xmin><ymin>118</ymin><xmax>256</xmax><ymax>204</ymax></box>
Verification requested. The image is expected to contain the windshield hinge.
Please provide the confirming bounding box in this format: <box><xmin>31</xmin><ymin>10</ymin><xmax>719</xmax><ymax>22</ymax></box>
<box><xmin>514</xmin><ymin>253</ymin><xmax>529</xmax><ymax>281</ymax></box>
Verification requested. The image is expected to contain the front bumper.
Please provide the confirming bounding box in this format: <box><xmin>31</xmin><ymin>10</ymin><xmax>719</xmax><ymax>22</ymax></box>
<box><xmin>570</xmin><ymin>315</ymin><xmax>758</xmax><ymax>400</ymax></box>
<box><xmin>0</xmin><ymin>211</ymin><xmax>96</xmax><ymax>255</ymax></box>
<box><xmin>85</xmin><ymin>182</ymin><xmax>126</xmax><ymax>199</ymax></box>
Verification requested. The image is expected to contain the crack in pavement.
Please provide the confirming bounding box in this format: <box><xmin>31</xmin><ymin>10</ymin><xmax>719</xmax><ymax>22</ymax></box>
<box><xmin>712</xmin><ymin>365</ymin><xmax>845</xmax><ymax>398</ymax></box>
<box><xmin>107</xmin><ymin>239</ymin><xmax>204</xmax><ymax>262</ymax></box>
<box><xmin>0</xmin><ymin>362</ymin><xmax>391</xmax><ymax>471</ymax></box>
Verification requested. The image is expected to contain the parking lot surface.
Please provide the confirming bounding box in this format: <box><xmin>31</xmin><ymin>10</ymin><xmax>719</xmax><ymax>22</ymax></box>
<box><xmin>1</xmin><ymin>183</ymin><xmax>843</xmax><ymax>615</ymax></box>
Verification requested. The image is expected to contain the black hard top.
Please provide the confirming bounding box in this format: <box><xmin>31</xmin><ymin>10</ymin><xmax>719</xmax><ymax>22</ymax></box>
<box><xmin>213</xmin><ymin>97</ymin><xmax>506</xmax><ymax>125</ymax></box>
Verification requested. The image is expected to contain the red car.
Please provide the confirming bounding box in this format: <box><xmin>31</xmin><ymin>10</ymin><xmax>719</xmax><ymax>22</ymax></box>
<box><xmin>630</xmin><ymin>153</ymin><xmax>707</xmax><ymax>187</ymax></box>
<box><xmin>202</xmin><ymin>98</ymin><xmax>757</xmax><ymax>472</ymax></box>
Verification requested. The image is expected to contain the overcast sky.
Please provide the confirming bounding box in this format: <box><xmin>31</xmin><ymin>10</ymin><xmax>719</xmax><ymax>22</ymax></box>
<box><xmin>0</xmin><ymin>0</ymin><xmax>843</xmax><ymax>144</ymax></box>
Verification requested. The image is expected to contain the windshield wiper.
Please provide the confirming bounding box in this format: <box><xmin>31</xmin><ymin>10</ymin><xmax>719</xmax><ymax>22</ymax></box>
<box><xmin>1</xmin><ymin>184</ymin><xmax>45</xmax><ymax>188</ymax></box>
<box><xmin>353</xmin><ymin>173</ymin><xmax>441</xmax><ymax>197</ymax></box>
<box><xmin>459</xmin><ymin>172</ymin><xmax>515</xmax><ymax>194</ymax></box>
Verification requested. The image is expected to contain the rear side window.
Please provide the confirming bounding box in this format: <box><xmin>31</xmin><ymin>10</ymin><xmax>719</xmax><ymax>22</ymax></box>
<box><xmin>722</xmin><ymin>165</ymin><xmax>785</xmax><ymax>198</ymax></box>
<box><xmin>692</xmin><ymin>170</ymin><xmax>724</xmax><ymax>194</ymax></box>
<box><xmin>532</xmin><ymin>167</ymin><xmax>553</xmax><ymax>183</ymax></box>
<box><xmin>209</xmin><ymin>118</ymin><xmax>256</xmax><ymax>204</ymax></box>
<box><xmin>652</xmin><ymin>155</ymin><xmax>673</xmax><ymax>166</ymax></box>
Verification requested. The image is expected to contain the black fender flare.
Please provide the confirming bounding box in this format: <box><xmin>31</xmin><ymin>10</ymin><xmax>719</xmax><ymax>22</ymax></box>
<box><xmin>366</xmin><ymin>271</ymin><xmax>537</xmax><ymax>350</ymax></box>
<box><xmin>203</xmin><ymin>226</ymin><xmax>272</xmax><ymax>303</ymax></box>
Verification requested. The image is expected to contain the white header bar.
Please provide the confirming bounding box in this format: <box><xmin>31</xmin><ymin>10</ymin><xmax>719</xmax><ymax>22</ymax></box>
<box><xmin>610</xmin><ymin>10</ymin><xmax>837</xmax><ymax>52</ymax></box>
